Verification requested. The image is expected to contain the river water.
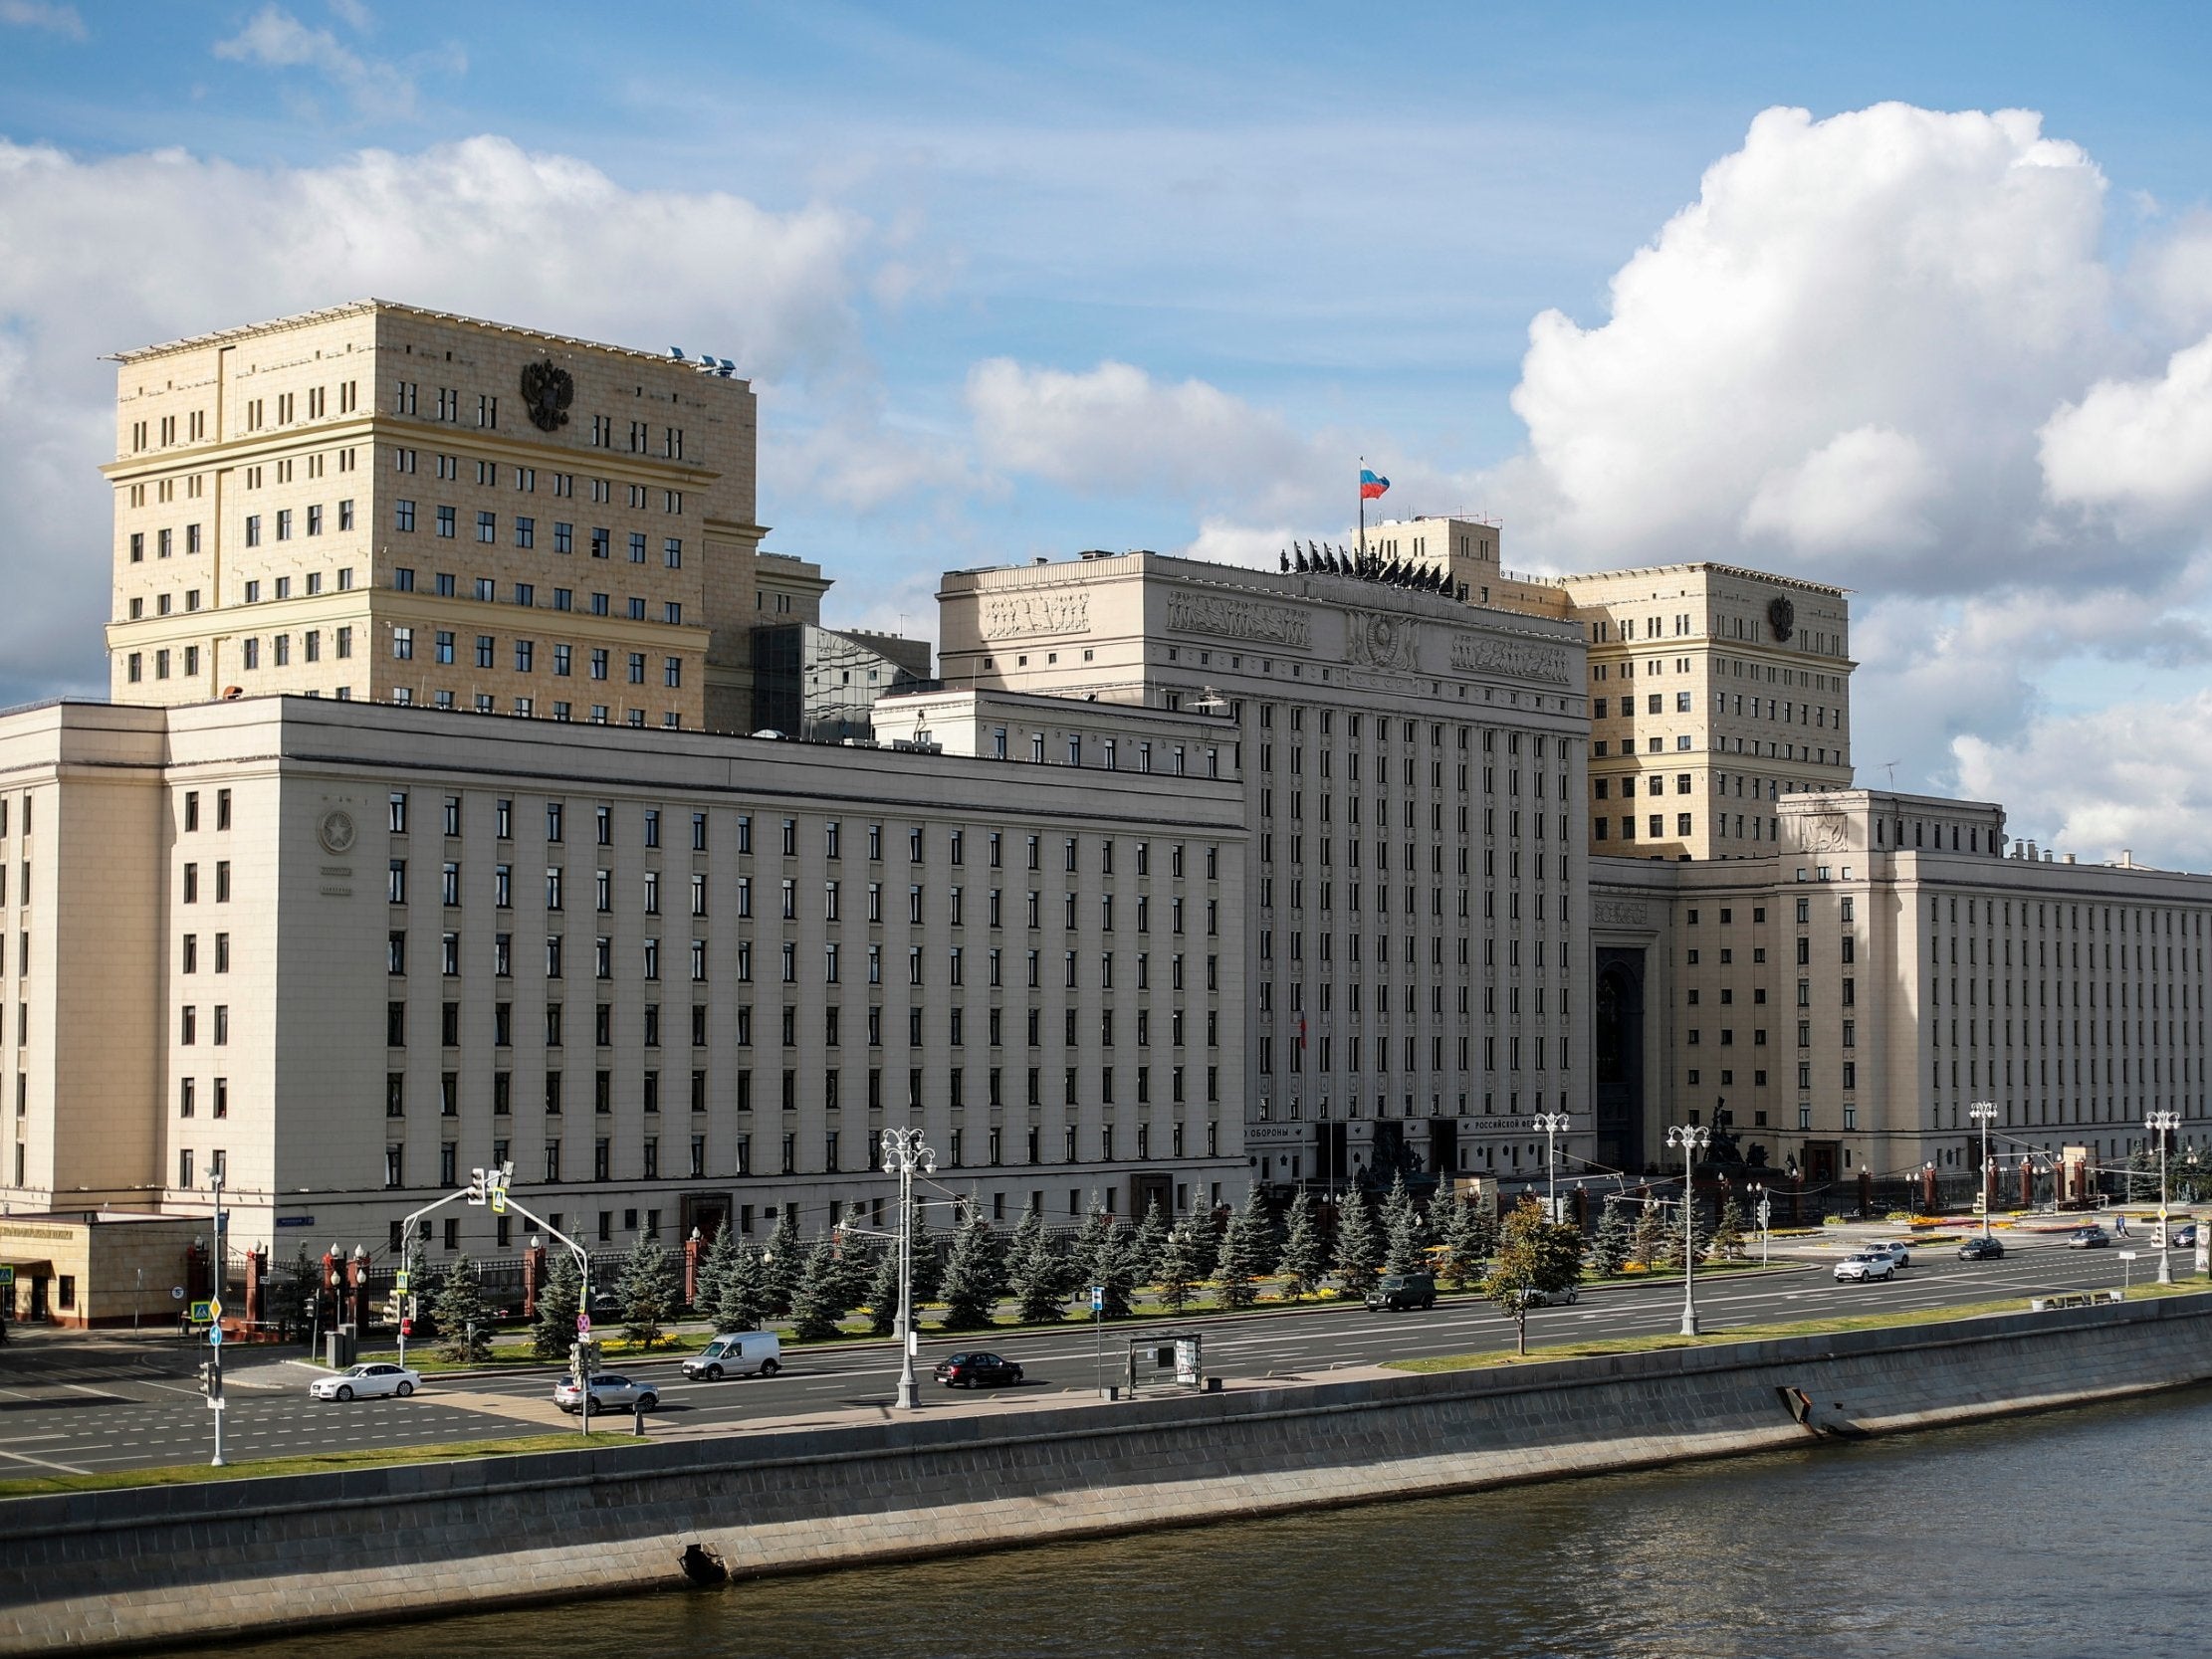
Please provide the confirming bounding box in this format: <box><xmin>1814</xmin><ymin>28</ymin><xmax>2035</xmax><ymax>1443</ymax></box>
<box><xmin>187</xmin><ymin>1386</ymin><xmax>2212</xmax><ymax>1659</ymax></box>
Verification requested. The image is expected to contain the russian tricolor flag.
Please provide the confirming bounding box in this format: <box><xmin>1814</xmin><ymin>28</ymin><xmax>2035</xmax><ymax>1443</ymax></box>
<box><xmin>1360</xmin><ymin>468</ymin><xmax>1390</xmax><ymax>500</ymax></box>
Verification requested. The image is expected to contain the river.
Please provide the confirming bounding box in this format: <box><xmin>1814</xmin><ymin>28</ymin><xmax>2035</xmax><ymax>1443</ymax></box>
<box><xmin>182</xmin><ymin>1385</ymin><xmax>2212</xmax><ymax>1659</ymax></box>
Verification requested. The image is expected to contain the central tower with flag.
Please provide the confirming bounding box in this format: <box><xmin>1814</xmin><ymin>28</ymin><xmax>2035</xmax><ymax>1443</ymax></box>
<box><xmin>1358</xmin><ymin>464</ymin><xmax>1389</xmax><ymax>561</ymax></box>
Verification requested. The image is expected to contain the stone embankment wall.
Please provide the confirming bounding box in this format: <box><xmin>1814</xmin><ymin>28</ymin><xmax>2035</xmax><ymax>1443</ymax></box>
<box><xmin>7</xmin><ymin>1295</ymin><xmax>2209</xmax><ymax>1655</ymax></box>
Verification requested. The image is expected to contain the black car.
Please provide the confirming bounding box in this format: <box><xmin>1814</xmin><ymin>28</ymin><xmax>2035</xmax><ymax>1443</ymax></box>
<box><xmin>1365</xmin><ymin>1272</ymin><xmax>1438</xmax><ymax>1312</ymax></box>
<box><xmin>934</xmin><ymin>1351</ymin><xmax>1024</xmax><ymax>1388</ymax></box>
<box><xmin>1957</xmin><ymin>1236</ymin><xmax>2006</xmax><ymax>1261</ymax></box>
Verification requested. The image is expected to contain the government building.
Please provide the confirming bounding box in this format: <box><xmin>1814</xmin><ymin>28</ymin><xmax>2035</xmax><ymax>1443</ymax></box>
<box><xmin>0</xmin><ymin>300</ymin><xmax>2204</xmax><ymax>1324</ymax></box>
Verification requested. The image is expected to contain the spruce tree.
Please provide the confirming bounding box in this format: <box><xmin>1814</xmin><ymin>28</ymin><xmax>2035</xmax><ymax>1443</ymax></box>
<box><xmin>1130</xmin><ymin>1199</ymin><xmax>1170</xmax><ymax>1286</ymax></box>
<box><xmin>1235</xmin><ymin>1183</ymin><xmax>1280</xmax><ymax>1278</ymax></box>
<box><xmin>1589</xmin><ymin>1199</ymin><xmax>1634</xmax><ymax>1277</ymax></box>
<box><xmin>1435</xmin><ymin>1196</ymin><xmax>1488</xmax><ymax>1291</ymax></box>
<box><xmin>866</xmin><ymin>1245</ymin><xmax>903</xmax><ymax>1337</ymax></box>
<box><xmin>761</xmin><ymin>1208</ymin><xmax>802</xmax><ymax>1316</ymax></box>
<box><xmin>938</xmin><ymin>1204</ymin><xmax>1006</xmax><ymax>1329</ymax></box>
<box><xmin>1331</xmin><ymin>1194</ymin><xmax>1383</xmax><ymax>1297</ymax></box>
<box><xmin>1186</xmin><ymin>1204</ymin><xmax>1222</xmax><ymax>1281</ymax></box>
<box><xmin>1629</xmin><ymin>1202</ymin><xmax>1666</xmax><ymax>1270</ymax></box>
<box><xmin>716</xmin><ymin>1244</ymin><xmax>772</xmax><ymax>1334</ymax></box>
<box><xmin>1155</xmin><ymin>1212</ymin><xmax>1202</xmax><ymax>1314</ymax></box>
<box><xmin>1381</xmin><ymin>1172</ymin><xmax>1429</xmax><ymax>1275</ymax></box>
<box><xmin>432</xmin><ymin>1253</ymin><xmax>491</xmax><ymax>1362</ymax></box>
<box><xmin>1214</xmin><ymin>1197</ymin><xmax>1263</xmax><ymax>1310</ymax></box>
<box><xmin>1081</xmin><ymin>1209</ymin><xmax>1138</xmax><ymax>1319</ymax></box>
<box><xmin>907</xmin><ymin>1207</ymin><xmax>943</xmax><ymax>1308</ymax></box>
<box><xmin>1278</xmin><ymin>1189</ymin><xmax>1327</xmax><ymax>1299</ymax></box>
<box><xmin>1007</xmin><ymin>1208</ymin><xmax>1071</xmax><ymax>1325</ymax></box>
<box><xmin>1712</xmin><ymin>1196</ymin><xmax>1749</xmax><ymax>1262</ymax></box>
<box><xmin>531</xmin><ymin>1250</ymin><xmax>582</xmax><ymax>1359</ymax></box>
<box><xmin>788</xmin><ymin>1235</ymin><xmax>850</xmax><ymax>1340</ymax></box>
<box><xmin>619</xmin><ymin>1232</ymin><xmax>680</xmax><ymax>1348</ymax></box>
<box><xmin>695</xmin><ymin>1223</ymin><xmax>739</xmax><ymax>1318</ymax></box>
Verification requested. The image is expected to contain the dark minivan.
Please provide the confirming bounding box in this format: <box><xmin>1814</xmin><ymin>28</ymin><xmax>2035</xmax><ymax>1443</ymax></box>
<box><xmin>1365</xmin><ymin>1272</ymin><xmax>1437</xmax><ymax>1312</ymax></box>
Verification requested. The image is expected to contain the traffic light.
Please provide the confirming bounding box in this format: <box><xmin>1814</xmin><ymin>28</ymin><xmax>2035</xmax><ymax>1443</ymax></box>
<box><xmin>197</xmin><ymin>1359</ymin><xmax>219</xmax><ymax>1397</ymax></box>
<box><xmin>466</xmin><ymin>1166</ymin><xmax>489</xmax><ymax>1205</ymax></box>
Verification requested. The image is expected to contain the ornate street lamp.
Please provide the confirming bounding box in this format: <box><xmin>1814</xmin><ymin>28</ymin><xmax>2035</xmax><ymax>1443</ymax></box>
<box><xmin>1665</xmin><ymin>1124</ymin><xmax>1711</xmax><ymax>1337</ymax></box>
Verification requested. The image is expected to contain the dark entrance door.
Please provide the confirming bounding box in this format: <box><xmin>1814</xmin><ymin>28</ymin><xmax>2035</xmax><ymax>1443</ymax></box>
<box><xmin>1428</xmin><ymin>1119</ymin><xmax>1457</xmax><ymax>1183</ymax></box>
<box><xmin>1316</xmin><ymin>1123</ymin><xmax>1350</xmax><ymax>1194</ymax></box>
<box><xmin>1132</xmin><ymin>1171</ymin><xmax>1173</xmax><ymax>1220</ymax></box>
<box><xmin>27</xmin><ymin>1278</ymin><xmax>48</xmax><ymax>1323</ymax></box>
<box><xmin>1802</xmin><ymin>1141</ymin><xmax>1841</xmax><ymax>1188</ymax></box>
<box><xmin>680</xmin><ymin>1191</ymin><xmax>735</xmax><ymax>1244</ymax></box>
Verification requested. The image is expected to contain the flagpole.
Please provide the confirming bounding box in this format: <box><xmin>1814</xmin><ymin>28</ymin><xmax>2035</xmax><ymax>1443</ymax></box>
<box><xmin>1358</xmin><ymin>457</ymin><xmax>1368</xmax><ymax>565</ymax></box>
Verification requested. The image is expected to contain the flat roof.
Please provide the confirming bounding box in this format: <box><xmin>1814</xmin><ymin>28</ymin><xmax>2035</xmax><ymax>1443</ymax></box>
<box><xmin>111</xmin><ymin>299</ymin><xmax>709</xmax><ymax>373</ymax></box>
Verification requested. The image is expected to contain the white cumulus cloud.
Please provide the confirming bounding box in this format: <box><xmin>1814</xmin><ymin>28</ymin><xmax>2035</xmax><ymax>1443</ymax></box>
<box><xmin>0</xmin><ymin>1</ymin><xmax>84</xmax><ymax>39</ymax></box>
<box><xmin>2039</xmin><ymin>332</ymin><xmax>2212</xmax><ymax>528</ymax></box>
<box><xmin>0</xmin><ymin>135</ymin><xmax>878</xmax><ymax>704</ymax></box>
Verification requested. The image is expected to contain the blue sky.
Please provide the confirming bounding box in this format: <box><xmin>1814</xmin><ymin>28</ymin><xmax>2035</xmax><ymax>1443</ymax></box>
<box><xmin>6</xmin><ymin>3</ymin><xmax>2212</xmax><ymax>860</ymax></box>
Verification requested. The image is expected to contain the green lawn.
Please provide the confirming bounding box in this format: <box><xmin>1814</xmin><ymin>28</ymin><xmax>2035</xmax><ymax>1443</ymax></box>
<box><xmin>1388</xmin><ymin>1282</ymin><xmax>2207</xmax><ymax>1373</ymax></box>
<box><xmin>0</xmin><ymin>1431</ymin><xmax>655</xmax><ymax>1500</ymax></box>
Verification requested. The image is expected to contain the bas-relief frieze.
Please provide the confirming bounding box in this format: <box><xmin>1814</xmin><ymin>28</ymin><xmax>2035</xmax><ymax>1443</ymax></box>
<box><xmin>1166</xmin><ymin>590</ymin><xmax>1310</xmax><ymax>649</ymax></box>
<box><xmin>984</xmin><ymin>590</ymin><xmax>1091</xmax><ymax>640</ymax></box>
<box><xmin>1451</xmin><ymin>633</ymin><xmax>1570</xmax><ymax>685</ymax></box>
<box><xmin>1591</xmin><ymin>898</ymin><xmax>1650</xmax><ymax>928</ymax></box>
<box><xmin>1796</xmin><ymin>813</ymin><xmax>1850</xmax><ymax>853</ymax></box>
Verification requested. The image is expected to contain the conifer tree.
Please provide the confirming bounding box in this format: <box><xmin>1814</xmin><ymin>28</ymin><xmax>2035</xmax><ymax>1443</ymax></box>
<box><xmin>787</xmin><ymin>1235</ymin><xmax>851</xmax><ymax>1340</ymax></box>
<box><xmin>695</xmin><ymin>1223</ymin><xmax>739</xmax><ymax>1318</ymax></box>
<box><xmin>939</xmin><ymin>1204</ymin><xmax>1007</xmax><ymax>1329</ymax></box>
<box><xmin>761</xmin><ymin>1208</ymin><xmax>802</xmax><ymax>1316</ymax></box>
<box><xmin>531</xmin><ymin>1251</ymin><xmax>581</xmax><ymax>1359</ymax></box>
<box><xmin>1213</xmin><ymin>1196</ymin><xmax>1263</xmax><ymax>1310</ymax></box>
<box><xmin>866</xmin><ymin>1245</ymin><xmax>903</xmax><ymax>1337</ymax></box>
<box><xmin>907</xmin><ymin>1207</ymin><xmax>943</xmax><ymax>1308</ymax></box>
<box><xmin>1079</xmin><ymin>1206</ymin><xmax>1138</xmax><ymax>1319</ymax></box>
<box><xmin>1629</xmin><ymin>1202</ymin><xmax>1666</xmax><ymax>1270</ymax></box>
<box><xmin>1235</xmin><ymin>1183</ymin><xmax>1280</xmax><ymax>1278</ymax></box>
<box><xmin>618</xmin><ymin>1232</ymin><xmax>680</xmax><ymax>1348</ymax></box>
<box><xmin>1007</xmin><ymin>1208</ymin><xmax>1072</xmax><ymax>1325</ymax></box>
<box><xmin>1278</xmin><ymin>1189</ymin><xmax>1328</xmax><ymax>1299</ymax></box>
<box><xmin>1130</xmin><ymin>1199</ymin><xmax>1170</xmax><ymax>1286</ymax></box>
<box><xmin>1435</xmin><ymin>1196</ymin><xmax>1489</xmax><ymax>1291</ymax></box>
<box><xmin>715</xmin><ymin>1244</ymin><xmax>771</xmax><ymax>1334</ymax></box>
<box><xmin>1381</xmin><ymin>1172</ymin><xmax>1430</xmax><ymax>1274</ymax></box>
<box><xmin>433</xmin><ymin>1254</ymin><xmax>491</xmax><ymax>1362</ymax></box>
<box><xmin>1589</xmin><ymin>1199</ymin><xmax>1634</xmax><ymax>1277</ymax></box>
<box><xmin>1331</xmin><ymin>1194</ymin><xmax>1383</xmax><ymax>1297</ymax></box>
<box><xmin>1711</xmin><ymin>1196</ymin><xmax>1749</xmax><ymax>1262</ymax></box>
<box><xmin>1155</xmin><ymin>1211</ymin><xmax>1202</xmax><ymax>1314</ymax></box>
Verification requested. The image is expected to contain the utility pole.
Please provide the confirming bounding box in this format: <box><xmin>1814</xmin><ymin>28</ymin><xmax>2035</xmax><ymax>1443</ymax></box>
<box><xmin>2147</xmin><ymin>1110</ymin><xmax>2179</xmax><ymax>1286</ymax></box>
<box><xmin>880</xmin><ymin>1127</ymin><xmax>936</xmax><ymax>1410</ymax></box>
<box><xmin>207</xmin><ymin>1168</ymin><xmax>226</xmax><ymax>1467</ymax></box>
<box><xmin>1970</xmin><ymin>1102</ymin><xmax>1997</xmax><ymax>1244</ymax></box>
<box><xmin>1665</xmin><ymin>1125</ymin><xmax>1710</xmax><ymax>1337</ymax></box>
<box><xmin>1536</xmin><ymin>1112</ymin><xmax>1570</xmax><ymax>1223</ymax></box>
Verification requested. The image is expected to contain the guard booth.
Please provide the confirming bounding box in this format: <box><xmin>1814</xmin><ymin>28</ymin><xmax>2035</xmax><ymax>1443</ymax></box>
<box><xmin>1124</xmin><ymin>1332</ymin><xmax>1207</xmax><ymax>1398</ymax></box>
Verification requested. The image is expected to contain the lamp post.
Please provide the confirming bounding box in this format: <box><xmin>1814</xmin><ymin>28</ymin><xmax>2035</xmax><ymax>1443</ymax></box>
<box><xmin>880</xmin><ymin>1127</ymin><xmax>936</xmax><ymax>1410</ymax></box>
<box><xmin>1748</xmin><ymin>1179</ymin><xmax>1770</xmax><ymax>1265</ymax></box>
<box><xmin>207</xmin><ymin>1169</ymin><xmax>226</xmax><ymax>1468</ymax></box>
<box><xmin>2146</xmin><ymin>1110</ymin><xmax>2179</xmax><ymax>1286</ymax></box>
<box><xmin>1665</xmin><ymin>1125</ymin><xmax>1711</xmax><ymax>1337</ymax></box>
<box><xmin>1969</xmin><ymin>1102</ymin><xmax>1998</xmax><ymax>1243</ymax></box>
<box><xmin>1535</xmin><ymin>1112</ymin><xmax>1570</xmax><ymax>1223</ymax></box>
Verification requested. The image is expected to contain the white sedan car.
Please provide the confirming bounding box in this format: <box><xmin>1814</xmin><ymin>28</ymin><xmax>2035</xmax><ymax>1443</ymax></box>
<box><xmin>309</xmin><ymin>1361</ymin><xmax>423</xmax><ymax>1401</ymax></box>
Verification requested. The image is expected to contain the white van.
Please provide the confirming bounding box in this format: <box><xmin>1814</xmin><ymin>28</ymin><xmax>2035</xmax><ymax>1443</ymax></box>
<box><xmin>682</xmin><ymin>1332</ymin><xmax>782</xmax><ymax>1380</ymax></box>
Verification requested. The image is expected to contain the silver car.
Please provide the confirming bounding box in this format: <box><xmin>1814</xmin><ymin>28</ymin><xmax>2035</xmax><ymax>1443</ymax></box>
<box><xmin>309</xmin><ymin>1361</ymin><xmax>422</xmax><ymax>1402</ymax></box>
<box><xmin>1835</xmin><ymin>1252</ymin><xmax>1896</xmax><ymax>1283</ymax></box>
<box><xmin>553</xmin><ymin>1372</ymin><xmax>659</xmax><ymax>1414</ymax></box>
<box><xmin>1872</xmin><ymin>1240</ymin><xmax>1912</xmax><ymax>1268</ymax></box>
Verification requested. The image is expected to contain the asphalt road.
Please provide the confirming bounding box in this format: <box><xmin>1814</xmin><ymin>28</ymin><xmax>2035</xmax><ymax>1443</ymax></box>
<box><xmin>0</xmin><ymin>1235</ymin><xmax>2182</xmax><ymax>1476</ymax></box>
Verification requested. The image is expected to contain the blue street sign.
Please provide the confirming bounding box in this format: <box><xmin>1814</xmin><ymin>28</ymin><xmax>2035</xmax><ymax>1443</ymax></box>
<box><xmin>275</xmin><ymin>1215</ymin><xmax>315</xmax><ymax>1228</ymax></box>
<box><xmin>1091</xmin><ymin>1285</ymin><xmax>1104</xmax><ymax>1312</ymax></box>
<box><xmin>208</xmin><ymin>1324</ymin><xmax>223</xmax><ymax>1348</ymax></box>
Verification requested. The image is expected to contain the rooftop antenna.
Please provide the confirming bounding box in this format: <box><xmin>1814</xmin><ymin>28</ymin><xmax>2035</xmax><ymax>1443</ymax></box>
<box><xmin>1883</xmin><ymin>760</ymin><xmax>1898</xmax><ymax>789</ymax></box>
<box><xmin>1191</xmin><ymin>687</ymin><xmax>1229</xmax><ymax>716</ymax></box>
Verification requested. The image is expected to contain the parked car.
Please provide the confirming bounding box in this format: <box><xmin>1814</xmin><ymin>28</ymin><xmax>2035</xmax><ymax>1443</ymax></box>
<box><xmin>309</xmin><ymin>1361</ymin><xmax>421</xmax><ymax>1402</ymax></box>
<box><xmin>682</xmin><ymin>1332</ymin><xmax>783</xmax><ymax>1381</ymax></box>
<box><xmin>553</xmin><ymin>1372</ymin><xmax>659</xmax><ymax>1414</ymax></box>
<box><xmin>933</xmin><ymin>1351</ymin><xmax>1023</xmax><ymax>1388</ymax></box>
<box><xmin>1365</xmin><ymin>1272</ymin><xmax>1438</xmax><ymax>1312</ymax></box>
<box><xmin>1513</xmin><ymin>1285</ymin><xmax>1581</xmax><ymax>1308</ymax></box>
<box><xmin>1872</xmin><ymin>1240</ymin><xmax>1912</xmax><ymax>1268</ymax></box>
<box><xmin>1834</xmin><ymin>1253</ymin><xmax>1896</xmax><ymax>1283</ymax></box>
<box><xmin>1957</xmin><ymin>1236</ymin><xmax>2006</xmax><ymax>1261</ymax></box>
<box><xmin>2158</xmin><ymin>1223</ymin><xmax>2197</xmax><ymax>1250</ymax></box>
<box><xmin>2067</xmin><ymin>1226</ymin><xmax>2111</xmax><ymax>1249</ymax></box>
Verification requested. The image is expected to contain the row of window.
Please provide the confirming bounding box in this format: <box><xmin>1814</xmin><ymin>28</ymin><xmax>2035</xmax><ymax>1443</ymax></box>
<box><xmin>389</xmin><ymin>568</ymin><xmax>679</xmax><ymax>624</ymax></box>
<box><xmin>387</xmin><ymin>397</ymin><xmax>689</xmax><ymax>467</ymax></box>
<box><xmin>389</xmin><ymin>631</ymin><xmax>681</xmax><ymax>686</ymax></box>
<box><xmin>385</xmin><ymin>794</ymin><xmax>1224</xmax><ymax>879</ymax></box>
<box><xmin>389</xmin><ymin>503</ymin><xmax>682</xmax><ymax>566</ymax></box>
